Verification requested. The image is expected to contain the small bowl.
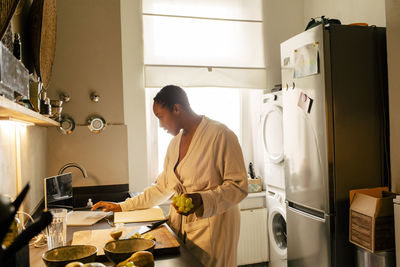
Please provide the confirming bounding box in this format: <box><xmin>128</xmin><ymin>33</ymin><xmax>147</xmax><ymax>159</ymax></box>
<box><xmin>42</xmin><ymin>245</ymin><xmax>97</xmax><ymax>267</ymax></box>
<box><xmin>103</xmin><ymin>238</ymin><xmax>156</xmax><ymax>263</ymax></box>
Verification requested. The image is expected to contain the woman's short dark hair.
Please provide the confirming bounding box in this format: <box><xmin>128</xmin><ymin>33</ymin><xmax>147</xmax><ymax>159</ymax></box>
<box><xmin>153</xmin><ymin>85</ymin><xmax>190</xmax><ymax>111</ymax></box>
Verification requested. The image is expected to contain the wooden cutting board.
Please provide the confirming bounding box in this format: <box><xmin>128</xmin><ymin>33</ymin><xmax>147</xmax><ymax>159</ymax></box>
<box><xmin>72</xmin><ymin>225</ymin><xmax>180</xmax><ymax>258</ymax></box>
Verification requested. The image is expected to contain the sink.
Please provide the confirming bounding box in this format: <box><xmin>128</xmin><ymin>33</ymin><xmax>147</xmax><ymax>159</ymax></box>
<box><xmin>72</xmin><ymin>184</ymin><xmax>131</xmax><ymax>208</ymax></box>
<box><xmin>32</xmin><ymin>184</ymin><xmax>131</xmax><ymax>220</ymax></box>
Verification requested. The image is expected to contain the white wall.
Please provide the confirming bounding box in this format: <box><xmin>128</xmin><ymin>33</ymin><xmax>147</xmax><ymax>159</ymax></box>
<box><xmin>0</xmin><ymin>0</ymin><xmax>48</xmax><ymax>214</ymax></box>
<box><xmin>0</xmin><ymin>124</ymin><xmax>48</xmax><ymax>214</ymax></box>
<box><xmin>0</xmin><ymin>125</ymin><xmax>18</xmax><ymax>198</ymax></box>
<box><xmin>47</xmin><ymin>0</ymin><xmax>130</xmax><ymax>187</ymax></box>
<box><xmin>20</xmin><ymin>127</ymin><xmax>48</xmax><ymax>213</ymax></box>
<box><xmin>0</xmin><ymin>0</ymin><xmax>148</xmax><ymax>216</ymax></box>
<box><xmin>47</xmin><ymin>0</ymin><xmax>150</xmax><ymax>193</ymax></box>
<box><xmin>263</xmin><ymin>0</ymin><xmax>304</xmax><ymax>91</ymax></box>
<box><xmin>304</xmin><ymin>0</ymin><xmax>386</xmax><ymax>26</ymax></box>
<box><xmin>120</xmin><ymin>0</ymin><xmax>150</xmax><ymax>193</ymax></box>
<box><xmin>386</xmin><ymin>0</ymin><xmax>400</xmax><ymax>192</ymax></box>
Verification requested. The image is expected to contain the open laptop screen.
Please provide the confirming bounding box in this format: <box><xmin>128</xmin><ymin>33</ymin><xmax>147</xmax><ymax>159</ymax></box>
<box><xmin>44</xmin><ymin>173</ymin><xmax>73</xmax><ymax>210</ymax></box>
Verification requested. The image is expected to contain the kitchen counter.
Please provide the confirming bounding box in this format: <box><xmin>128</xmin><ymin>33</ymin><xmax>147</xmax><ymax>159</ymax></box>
<box><xmin>29</xmin><ymin>215</ymin><xmax>203</xmax><ymax>267</ymax></box>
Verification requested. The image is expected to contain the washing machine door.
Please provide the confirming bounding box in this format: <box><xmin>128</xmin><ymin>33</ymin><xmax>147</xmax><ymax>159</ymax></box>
<box><xmin>268</xmin><ymin>206</ymin><xmax>287</xmax><ymax>258</ymax></box>
<box><xmin>262</xmin><ymin>100</ymin><xmax>284</xmax><ymax>164</ymax></box>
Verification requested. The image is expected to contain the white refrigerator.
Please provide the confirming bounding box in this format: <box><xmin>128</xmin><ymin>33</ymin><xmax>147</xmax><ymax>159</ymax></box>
<box><xmin>280</xmin><ymin>24</ymin><xmax>390</xmax><ymax>267</ymax></box>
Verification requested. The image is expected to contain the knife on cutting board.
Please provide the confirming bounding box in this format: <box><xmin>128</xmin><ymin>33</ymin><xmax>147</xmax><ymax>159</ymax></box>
<box><xmin>124</xmin><ymin>219</ymin><xmax>168</xmax><ymax>238</ymax></box>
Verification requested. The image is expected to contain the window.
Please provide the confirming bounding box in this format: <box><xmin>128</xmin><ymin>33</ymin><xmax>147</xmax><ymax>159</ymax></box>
<box><xmin>142</xmin><ymin>0</ymin><xmax>266</xmax><ymax>182</ymax></box>
<box><xmin>147</xmin><ymin>87</ymin><xmax>241</xmax><ymax>175</ymax></box>
<box><xmin>142</xmin><ymin>15</ymin><xmax>264</xmax><ymax>68</ymax></box>
<box><xmin>142</xmin><ymin>0</ymin><xmax>266</xmax><ymax>90</ymax></box>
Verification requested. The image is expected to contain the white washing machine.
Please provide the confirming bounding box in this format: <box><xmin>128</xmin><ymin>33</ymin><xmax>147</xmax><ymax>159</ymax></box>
<box><xmin>261</xmin><ymin>91</ymin><xmax>285</xmax><ymax>190</ymax></box>
<box><xmin>267</xmin><ymin>188</ymin><xmax>287</xmax><ymax>267</ymax></box>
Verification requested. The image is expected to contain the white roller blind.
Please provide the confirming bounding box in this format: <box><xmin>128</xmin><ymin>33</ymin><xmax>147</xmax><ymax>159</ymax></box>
<box><xmin>143</xmin><ymin>0</ymin><xmax>262</xmax><ymax>21</ymax></box>
<box><xmin>145</xmin><ymin>65</ymin><xmax>266</xmax><ymax>89</ymax></box>
<box><xmin>142</xmin><ymin>0</ymin><xmax>266</xmax><ymax>89</ymax></box>
<box><xmin>143</xmin><ymin>15</ymin><xmax>264</xmax><ymax>68</ymax></box>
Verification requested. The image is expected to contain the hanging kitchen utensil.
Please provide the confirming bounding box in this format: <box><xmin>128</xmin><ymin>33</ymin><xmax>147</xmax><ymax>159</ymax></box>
<box><xmin>87</xmin><ymin>115</ymin><xmax>106</xmax><ymax>134</ymax></box>
<box><xmin>57</xmin><ymin>115</ymin><xmax>75</xmax><ymax>135</ymax></box>
<box><xmin>28</xmin><ymin>0</ymin><xmax>57</xmax><ymax>89</ymax></box>
<box><xmin>0</xmin><ymin>0</ymin><xmax>20</xmax><ymax>41</ymax></box>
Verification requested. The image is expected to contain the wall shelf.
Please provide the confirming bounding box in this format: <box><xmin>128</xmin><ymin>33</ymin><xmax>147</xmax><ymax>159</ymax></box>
<box><xmin>0</xmin><ymin>96</ymin><xmax>60</xmax><ymax>126</ymax></box>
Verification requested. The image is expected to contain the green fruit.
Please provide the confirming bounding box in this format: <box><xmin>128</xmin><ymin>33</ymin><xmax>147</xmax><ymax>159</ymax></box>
<box><xmin>129</xmin><ymin>232</ymin><xmax>142</xmax><ymax>239</ymax></box>
<box><xmin>172</xmin><ymin>194</ymin><xmax>194</xmax><ymax>213</ymax></box>
<box><xmin>142</xmin><ymin>233</ymin><xmax>156</xmax><ymax>241</ymax></box>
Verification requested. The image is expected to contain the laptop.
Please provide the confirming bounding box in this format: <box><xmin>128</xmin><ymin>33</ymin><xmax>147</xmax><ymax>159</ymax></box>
<box><xmin>44</xmin><ymin>173</ymin><xmax>109</xmax><ymax>226</ymax></box>
<box><xmin>44</xmin><ymin>173</ymin><xmax>73</xmax><ymax>210</ymax></box>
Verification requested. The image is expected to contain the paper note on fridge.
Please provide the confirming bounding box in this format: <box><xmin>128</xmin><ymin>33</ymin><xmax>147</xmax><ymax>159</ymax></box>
<box><xmin>297</xmin><ymin>91</ymin><xmax>313</xmax><ymax>113</ymax></box>
<box><xmin>114</xmin><ymin>206</ymin><xmax>165</xmax><ymax>224</ymax></box>
<box><xmin>294</xmin><ymin>42</ymin><xmax>319</xmax><ymax>78</ymax></box>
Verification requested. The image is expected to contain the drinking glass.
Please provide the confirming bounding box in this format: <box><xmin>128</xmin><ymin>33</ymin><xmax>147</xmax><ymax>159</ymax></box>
<box><xmin>46</xmin><ymin>208</ymin><xmax>67</xmax><ymax>250</ymax></box>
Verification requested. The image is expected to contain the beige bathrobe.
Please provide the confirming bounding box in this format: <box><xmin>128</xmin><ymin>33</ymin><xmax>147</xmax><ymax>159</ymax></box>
<box><xmin>119</xmin><ymin>116</ymin><xmax>248</xmax><ymax>267</ymax></box>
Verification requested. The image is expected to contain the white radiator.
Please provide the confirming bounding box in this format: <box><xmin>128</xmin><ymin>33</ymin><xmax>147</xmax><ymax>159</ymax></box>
<box><xmin>237</xmin><ymin>208</ymin><xmax>269</xmax><ymax>265</ymax></box>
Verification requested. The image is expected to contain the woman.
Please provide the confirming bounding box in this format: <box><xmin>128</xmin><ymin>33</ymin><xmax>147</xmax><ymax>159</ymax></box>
<box><xmin>92</xmin><ymin>85</ymin><xmax>248</xmax><ymax>266</ymax></box>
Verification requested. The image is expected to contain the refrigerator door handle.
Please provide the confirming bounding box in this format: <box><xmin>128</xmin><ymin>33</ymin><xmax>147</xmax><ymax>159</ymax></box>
<box><xmin>287</xmin><ymin>202</ymin><xmax>326</xmax><ymax>223</ymax></box>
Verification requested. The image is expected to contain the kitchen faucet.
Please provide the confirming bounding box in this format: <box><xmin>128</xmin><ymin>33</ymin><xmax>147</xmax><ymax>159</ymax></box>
<box><xmin>58</xmin><ymin>162</ymin><xmax>88</xmax><ymax>178</ymax></box>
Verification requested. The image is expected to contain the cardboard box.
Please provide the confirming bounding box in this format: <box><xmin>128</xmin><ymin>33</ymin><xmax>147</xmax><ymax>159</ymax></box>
<box><xmin>349</xmin><ymin>187</ymin><xmax>396</xmax><ymax>252</ymax></box>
